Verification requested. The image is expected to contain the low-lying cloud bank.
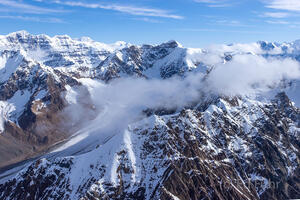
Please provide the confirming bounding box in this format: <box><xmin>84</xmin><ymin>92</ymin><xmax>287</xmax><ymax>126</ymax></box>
<box><xmin>207</xmin><ymin>54</ymin><xmax>300</xmax><ymax>95</ymax></box>
<box><xmin>55</xmin><ymin>54</ymin><xmax>300</xmax><ymax>155</ymax></box>
<box><xmin>88</xmin><ymin>54</ymin><xmax>300</xmax><ymax>127</ymax></box>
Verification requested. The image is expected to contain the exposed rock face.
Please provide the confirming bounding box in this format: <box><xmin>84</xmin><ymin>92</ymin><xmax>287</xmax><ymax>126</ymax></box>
<box><xmin>0</xmin><ymin>55</ymin><xmax>78</xmax><ymax>167</ymax></box>
<box><xmin>0</xmin><ymin>93</ymin><xmax>299</xmax><ymax>200</ymax></box>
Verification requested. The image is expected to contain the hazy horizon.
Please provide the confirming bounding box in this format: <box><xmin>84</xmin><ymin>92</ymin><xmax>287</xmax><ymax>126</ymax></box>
<box><xmin>0</xmin><ymin>0</ymin><xmax>300</xmax><ymax>47</ymax></box>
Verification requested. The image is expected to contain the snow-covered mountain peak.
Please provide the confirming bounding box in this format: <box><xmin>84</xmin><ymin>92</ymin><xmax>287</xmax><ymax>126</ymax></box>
<box><xmin>6</xmin><ymin>30</ymin><xmax>30</xmax><ymax>38</ymax></box>
<box><xmin>258</xmin><ymin>40</ymin><xmax>277</xmax><ymax>51</ymax></box>
<box><xmin>75</xmin><ymin>36</ymin><xmax>93</xmax><ymax>42</ymax></box>
<box><xmin>160</xmin><ymin>40</ymin><xmax>182</xmax><ymax>48</ymax></box>
<box><xmin>0</xmin><ymin>31</ymin><xmax>128</xmax><ymax>53</ymax></box>
<box><xmin>113</xmin><ymin>40</ymin><xmax>129</xmax><ymax>46</ymax></box>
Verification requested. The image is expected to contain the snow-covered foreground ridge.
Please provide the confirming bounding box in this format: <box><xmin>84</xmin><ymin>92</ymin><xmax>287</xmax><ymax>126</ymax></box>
<box><xmin>0</xmin><ymin>31</ymin><xmax>299</xmax><ymax>199</ymax></box>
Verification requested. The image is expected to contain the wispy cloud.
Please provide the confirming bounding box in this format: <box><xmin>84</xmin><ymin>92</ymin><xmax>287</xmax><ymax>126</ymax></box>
<box><xmin>132</xmin><ymin>17</ymin><xmax>162</xmax><ymax>23</ymax></box>
<box><xmin>176</xmin><ymin>28</ymin><xmax>268</xmax><ymax>34</ymax></box>
<box><xmin>213</xmin><ymin>19</ymin><xmax>245</xmax><ymax>26</ymax></box>
<box><xmin>262</xmin><ymin>12</ymin><xmax>291</xmax><ymax>18</ymax></box>
<box><xmin>265</xmin><ymin>19</ymin><xmax>300</xmax><ymax>28</ymax></box>
<box><xmin>52</xmin><ymin>1</ymin><xmax>183</xmax><ymax>19</ymax></box>
<box><xmin>0</xmin><ymin>15</ymin><xmax>65</xmax><ymax>23</ymax></box>
<box><xmin>0</xmin><ymin>0</ymin><xmax>65</xmax><ymax>14</ymax></box>
<box><xmin>265</xmin><ymin>20</ymin><xmax>290</xmax><ymax>25</ymax></box>
<box><xmin>264</xmin><ymin>0</ymin><xmax>300</xmax><ymax>12</ymax></box>
<box><xmin>194</xmin><ymin>0</ymin><xmax>231</xmax><ymax>7</ymax></box>
<box><xmin>202</xmin><ymin>17</ymin><xmax>253</xmax><ymax>28</ymax></box>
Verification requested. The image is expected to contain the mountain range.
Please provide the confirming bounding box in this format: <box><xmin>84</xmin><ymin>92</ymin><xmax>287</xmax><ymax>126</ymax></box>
<box><xmin>0</xmin><ymin>31</ymin><xmax>299</xmax><ymax>200</ymax></box>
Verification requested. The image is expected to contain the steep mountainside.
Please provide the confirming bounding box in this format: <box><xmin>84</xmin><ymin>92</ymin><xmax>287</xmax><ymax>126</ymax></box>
<box><xmin>0</xmin><ymin>93</ymin><xmax>299</xmax><ymax>200</ymax></box>
<box><xmin>0</xmin><ymin>31</ymin><xmax>299</xmax><ymax>200</ymax></box>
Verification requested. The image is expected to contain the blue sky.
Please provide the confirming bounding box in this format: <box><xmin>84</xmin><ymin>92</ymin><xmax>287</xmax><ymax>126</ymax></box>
<box><xmin>0</xmin><ymin>0</ymin><xmax>300</xmax><ymax>47</ymax></box>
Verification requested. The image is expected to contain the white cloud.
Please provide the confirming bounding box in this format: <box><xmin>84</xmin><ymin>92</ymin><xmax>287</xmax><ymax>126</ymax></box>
<box><xmin>53</xmin><ymin>1</ymin><xmax>183</xmax><ymax>19</ymax></box>
<box><xmin>207</xmin><ymin>55</ymin><xmax>300</xmax><ymax>95</ymax></box>
<box><xmin>132</xmin><ymin>17</ymin><xmax>162</xmax><ymax>23</ymax></box>
<box><xmin>0</xmin><ymin>0</ymin><xmax>65</xmax><ymax>14</ymax></box>
<box><xmin>177</xmin><ymin>28</ymin><xmax>268</xmax><ymax>34</ymax></box>
<box><xmin>194</xmin><ymin>0</ymin><xmax>231</xmax><ymax>7</ymax></box>
<box><xmin>265</xmin><ymin>20</ymin><xmax>290</xmax><ymax>25</ymax></box>
<box><xmin>264</xmin><ymin>20</ymin><xmax>300</xmax><ymax>28</ymax></box>
<box><xmin>213</xmin><ymin>19</ymin><xmax>245</xmax><ymax>26</ymax></box>
<box><xmin>265</xmin><ymin>0</ymin><xmax>300</xmax><ymax>12</ymax></box>
<box><xmin>0</xmin><ymin>15</ymin><xmax>65</xmax><ymax>23</ymax></box>
<box><xmin>59</xmin><ymin>52</ymin><xmax>300</xmax><ymax>153</ymax></box>
<box><xmin>262</xmin><ymin>12</ymin><xmax>291</xmax><ymax>18</ymax></box>
<box><xmin>84</xmin><ymin>54</ymin><xmax>300</xmax><ymax>124</ymax></box>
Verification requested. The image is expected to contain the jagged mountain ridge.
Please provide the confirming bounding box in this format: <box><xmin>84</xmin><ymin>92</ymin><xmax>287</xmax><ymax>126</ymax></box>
<box><xmin>0</xmin><ymin>31</ymin><xmax>299</xmax><ymax>199</ymax></box>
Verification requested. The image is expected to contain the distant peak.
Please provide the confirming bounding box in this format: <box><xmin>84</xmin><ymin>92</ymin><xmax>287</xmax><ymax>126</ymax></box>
<box><xmin>114</xmin><ymin>41</ymin><xmax>127</xmax><ymax>46</ymax></box>
<box><xmin>110</xmin><ymin>41</ymin><xmax>130</xmax><ymax>49</ymax></box>
<box><xmin>7</xmin><ymin>30</ymin><xmax>30</xmax><ymax>37</ymax></box>
<box><xmin>53</xmin><ymin>34</ymin><xmax>72</xmax><ymax>40</ymax></box>
<box><xmin>76</xmin><ymin>36</ymin><xmax>93</xmax><ymax>42</ymax></box>
<box><xmin>166</xmin><ymin>40</ymin><xmax>178</xmax><ymax>44</ymax></box>
<box><xmin>258</xmin><ymin>40</ymin><xmax>276</xmax><ymax>51</ymax></box>
<box><xmin>160</xmin><ymin>40</ymin><xmax>182</xmax><ymax>48</ymax></box>
<box><xmin>5</xmin><ymin>31</ymin><xmax>50</xmax><ymax>40</ymax></box>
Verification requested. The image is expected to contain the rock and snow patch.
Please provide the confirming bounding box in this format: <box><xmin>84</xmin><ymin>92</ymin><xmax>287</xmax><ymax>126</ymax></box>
<box><xmin>7</xmin><ymin>90</ymin><xmax>31</xmax><ymax>122</ymax></box>
<box><xmin>0</xmin><ymin>52</ymin><xmax>24</xmax><ymax>83</ymax></box>
<box><xmin>0</xmin><ymin>101</ymin><xmax>15</xmax><ymax>132</ymax></box>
